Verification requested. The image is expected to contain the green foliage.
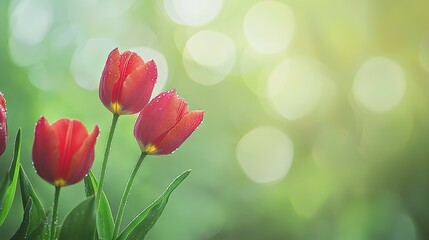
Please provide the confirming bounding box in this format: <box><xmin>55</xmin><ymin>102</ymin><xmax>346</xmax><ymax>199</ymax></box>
<box><xmin>117</xmin><ymin>170</ymin><xmax>191</xmax><ymax>240</ymax></box>
<box><xmin>0</xmin><ymin>129</ymin><xmax>22</xmax><ymax>225</ymax></box>
<box><xmin>11</xmin><ymin>165</ymin><xmax>49</xmax><ymax>239</ymax></box>
<box><xmin>58</xmin><ymin>196</ymin><xmax>96</xmax><ymax>240</ymax></box>
<box><xmin>84</xmin><ymin>171</ymin><xmax>114</xmax><ymax>240</ymax></box>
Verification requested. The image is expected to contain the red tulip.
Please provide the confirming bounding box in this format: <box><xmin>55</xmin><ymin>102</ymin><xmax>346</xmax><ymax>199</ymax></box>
<box><xmin>32</xmin><ymin>117</ymin><xmax>99</xmax><ymax>187</ymax></box>
<box><xmin>134</xmin><ymin>90</ymin><xmax>204</xmax><ymax>155</ymax></box>
<box><xmin>0</xmin><ymin>92</ymin><xmax>6</xmax><ymax>156</ymax></box>
<box><xmin>99</xmin><ymin>48</ymin><xmax>158</xmax><ymax>115</ymax></box>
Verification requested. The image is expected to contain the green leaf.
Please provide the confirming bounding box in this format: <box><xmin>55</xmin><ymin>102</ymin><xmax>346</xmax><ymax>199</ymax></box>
<box><xmin>27</xmin><ymin>215</ymin><xmax>50</xmax><ymax>240</ymax></box>
<box><xmin>59</xmin><ymin>196</ymin><xmax>96</xmax><ymax>240</ymax></box>
<box><xmin>84</xmin><ymin>171</ymin><xmax>114</xmax><ymax>240</ymax></box>
<box><xmin>10</xmin><ymin>198</ymin><xmax>49</xmax><ymax>240</ymax></box>
<box><xmin>11</xmin><ymin>165</ymin><xmax>49</xmax><ymax>239</ymax></box>
<box><xmin>117</xmin><ymin>169</ymin><xmax>191</xmax><ymax>240</ymax></box>
<box><xmin>20</xmin><ymin>166</ymin><xmax>46</xmax><ymax>229</ymax></box>
<box><xmin>0</xmin><ymin>129</ymin><xmax>22</xmax><ymax>225</ymax></box>
<box><xmin>11</xmin><ymin>198</ymin><xmax>33</xmax><ymax>240</ymax></box>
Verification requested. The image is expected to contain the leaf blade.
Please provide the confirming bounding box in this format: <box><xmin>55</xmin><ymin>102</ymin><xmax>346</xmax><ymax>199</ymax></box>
<box><xmin>19</xmin><ymin>165</ymin><xmax>46</xmax><ymax>231</ymax></box>
<box><xmin>0</xmin><ymin>129</ymin><xmax>22</xmax><ymax>225</ymax></box>
<box><xmin>58</xmin><ymin>196</ymin><xmax>96</xmax><ymax>240</ymax></box>
<box><xmin>117</xmin><ymin>169</ymin><xmax>191</xmax><ymax>240</ymax></box>
<box><xmin>11</xmin><ymin>198</ymin><xmax>33</xmax><ymax>240</ymax></box>
<box><xmin>84</xmin><ymin>171</ymin><xmax>114</xmax><ymax>240</ymax></box>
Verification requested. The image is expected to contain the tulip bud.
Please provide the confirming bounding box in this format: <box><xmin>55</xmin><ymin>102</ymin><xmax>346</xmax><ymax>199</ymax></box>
<box><xmin>99</xmin><ymin>48</ymin><xmax>157</xmax><ymax>115</ymax></box>
<box><xmin>134</xmin><ymin>90</ymin><xmax>204</xmax><ymax>155</ymax></box>
<box><xmin>32</xmin><ymin>117</ymin><xmax>99</xmax><ymax>187</ymax></box>
<box><xmin>0</xmin><ymin>92</ymin><xmax>6</xmax><ymax>156</ymax></box>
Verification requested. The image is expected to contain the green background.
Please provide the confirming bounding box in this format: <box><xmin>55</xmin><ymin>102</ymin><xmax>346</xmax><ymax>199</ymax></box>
<box><xmin>1</xmin><ymin>0</ymin><xmax>429</xmax><ymax>239</ymax></box>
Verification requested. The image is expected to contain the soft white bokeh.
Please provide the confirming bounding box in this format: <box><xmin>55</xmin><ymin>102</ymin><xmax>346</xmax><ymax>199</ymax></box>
<box><xmin>236</xmin><ymin>126</ymin><xmax>293</xmax><ymax>184</ymax></box>
<box><xmin>353</xmin><ymin>57</ymin><xmax>406</xmax><ymax>112</ymax></box>
<box><xmin>183</xmin><ymin>30</ymin><xmax>236</xmax><ymax>85</ymax></box>
<box><xmin>419</xmin><ymin>35</ymin><xmax>429</xmax><ymax>73</ymax></box>
<box><xmin>9</xmin><ymin>35</ymin><xmax>48</xmax><ymax>67</ymax></box>
<box><xmin>243</xmin><ymin>1</ymin><xmax>294</xmax><ymax>54</ymax></box>
<box><xmin>267</xmin><ymin>57</ymin><xmax>328</xmax><ymax>120</ymax></box>
<box><xmin>71</xmin><ymin>38</ymin><xmax>117</xmax><ymax>90</ymax></box>
<box><xmin>164</xmin><ymin>0</ymin><xmax>223</xmax><ymax>26</ymax></box>
<box><xmin>10</xmin><ymin>0</ymin><xmax>53</xmax><ymax>46</ymax></box>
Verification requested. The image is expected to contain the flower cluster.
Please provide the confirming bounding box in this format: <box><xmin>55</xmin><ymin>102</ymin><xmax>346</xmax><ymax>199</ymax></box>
<box><xmin>0</xmin><ymin>48</ymin><xmax>204</xmax><ymax>240</ymax></box>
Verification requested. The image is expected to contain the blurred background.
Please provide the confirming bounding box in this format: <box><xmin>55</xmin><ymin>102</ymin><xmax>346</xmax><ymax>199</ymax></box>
<box><xmin>1</xmin><ymin>0</ymin><xmax>429</xmax><ymax>239</ymax></box>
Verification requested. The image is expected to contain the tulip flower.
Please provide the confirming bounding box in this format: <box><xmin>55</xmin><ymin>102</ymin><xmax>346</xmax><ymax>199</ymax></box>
<box><xmin>99</xmin><ymin>48</ymin><xmax>158</xmax><ymax>115</ymax></box>
<box><xmin>134</xmin><ymin>89</ymin><xmax>204</xmax><ymax>155</ymax></box>
<box><xmin>112</xmin><ymin>90</ymin><xmax>203</xmax><ymax>238</ymax></box>
<box><xmin>0</xmin><ymin>92</ymin><xmax>6</xmax><ymax>156</ymax></box>
<box><xmin>32</xmin><ymin>116</ymin><xmax>99</xmax><ymax>187</ymax></box>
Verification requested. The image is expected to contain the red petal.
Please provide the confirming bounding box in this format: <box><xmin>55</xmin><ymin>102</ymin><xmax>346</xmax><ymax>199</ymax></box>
<box><xmin>51</xmin><ymin>119</ymin><xmax>89</xmax><ymax>183</ymax></box>
<box><xmin>99</xmin><ymin>48</ymin><xmax>120</xmax><ymax>112</ymax></box>
<box><xmin>0</xmin><ymin>92</ymin><xmax>5</xmax><ymax>109</ymax></box>
<box><xmin>134</xmin><ymin>90</ymin><xmax>188</xmax><ymax>148</ymax></box>
<box><xmin>0</xmin><ymin>92</ymin><xmax>6</xmax><ymax>156</ymax></box>
<box><xmin>32</xmin><ymin>116</ymin><xmax>60</xmax><ymax>184</ymax></box>
<box><xmin>156</xmin><ymin>110</ymin><xmax>204</xmax><ymax>154</ymax></box>
<box><xmin>119</xmin><ymin>60</ymin><xmax>157</xmax><ymax>114</ymax></box>
<box><xmin>67</xmin><ymin>125</ymin><xmax>99</xmax><ymax>185</ymax></box>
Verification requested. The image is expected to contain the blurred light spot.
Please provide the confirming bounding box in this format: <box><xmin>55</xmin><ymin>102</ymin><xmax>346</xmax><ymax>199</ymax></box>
<box><xmin>353</xmin><ymin>57</ymin><xmax>406</xmax><ymax>112</ymax></box>
<box><xmin>267</xmin><ymin>57</ymin><xmax>326</xmax><ymax>120</ymax></box>
<box><xmin>71</xmin><ymin>38</ymin><xmax>117</xmax><ymax>90</ymax></box>
<box><xmin>9</xmin><ymin>35</ymin><xmax>47</xmax><ymax>67</ymax></box>
<box><xmin>10</xmin><ymin>0</ymin><xmax>53</xmax><ymax>45</ymax></box>
<box><xmin>164</xmin><ymin>0</ymin><xmax>223</xmax><ymax>26</ymax></box>
<box><xmin>99</xmin><ymin>0</ymin><xmax>136</xmax><ymax>17</ymax></box>
<box><xmin>419</xmin><ymin>35</ymin><xmax>429</xmax><ymax>73</ymax></box>
<box><xmin>288</xmin><ymin>159</ymin><xmax>332</xmax><ymax>218</ymax></box>
<box><xmin>336</xmin><ymin>202</ymin><xmax>371</xmax><ymax>240</ymax></box>
<box><xmin>390</xmin><ymin>213</ymin><xmax>417</xmax><ymax>240</ymax></box>
<box><xmin>236</xmin><ymin>126</ymin><xmax>293</xmax><ymax>184</ymax></box>
<box><xmin>131</xmin><ymin>47</ymin><xmax>169</xmax><ymax>98</ymax></box>
<box><xmin>240</xmin><ymin>46</ymin><xmax>268</xmax><ymax>96</ymax></box>
<box><xmin>51</xmin><ymin>25</ymin><xmax>78</xmax><ymax>50</ymax></box>
<box><xmin>28</xmin><ymin>62</ymin><xmax>63</xmax><ymax>91</ymax></box>
<box><xmin>243</xmin><ymin>1</ymin><xmax>294</xmax><ymax>54</ymax></box>
<box><xmin>28</xmin><ymin>64</ymin><xmax>54</xmax><ymax>91</ymax></box>
<box><xmin>312</xmin><ymin>126</ymin><xmax>359</xmax><ymax>174</ymax></box>
<box><xmin>358</xmin><ymin>109</ymin><xmax>413</xmax><ymax>160</ymax></box>
<box><xmin>183</xmin><ymin>30</ymin><xmax>236</xmax><ymax>85</ymax></box>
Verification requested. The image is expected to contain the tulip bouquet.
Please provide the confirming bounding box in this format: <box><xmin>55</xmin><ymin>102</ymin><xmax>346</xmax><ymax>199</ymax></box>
<box><xmin>0</xmin><ymin>48</ymin><xmax>204</xmax><ymax>240</ymax></box>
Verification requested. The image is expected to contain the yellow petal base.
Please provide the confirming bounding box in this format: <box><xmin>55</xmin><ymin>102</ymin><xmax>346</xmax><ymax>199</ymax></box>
<box><xmin>54</xmin><ymin>178</ymin><xmax>66</xmax><ymax>187</ymax></box>
<box><xmin>112</xmin><ymin>102</ymin><xmax>121</xmax><ymax>114</ymax></box>
<box><xmin>145</xmin><ymin>144</ymin><xmax>157</xmax><ymax>154</ymax></box>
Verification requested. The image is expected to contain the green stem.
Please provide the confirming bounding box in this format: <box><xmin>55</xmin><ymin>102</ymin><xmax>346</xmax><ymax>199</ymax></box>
<box><xmin>50</xmin><ymin>186</ymin><xmax>61</xmax><ymax>240</ymax></box>
<box><xmin>112</xmin><ymin>152</ymin><xmax>148</xmax><ymax>239</ymax></box>
<box><xmin>96</xmin><ymin>113</ymin><xmax>119</xmax><ymax>204</ymax></box>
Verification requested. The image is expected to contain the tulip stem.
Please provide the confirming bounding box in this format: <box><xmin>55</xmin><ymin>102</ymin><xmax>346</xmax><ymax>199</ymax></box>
<box><xmin>112</xmin><ymin>152</ymin><xmax>148</xmax><ymax>239</ymax></box>
<box><xmin>97</xmin><ymin>113</ymin><xmax>119</xmax><ymax>204</ymax></box>
<box><xmin>50</xmin><ymin>186</ymin><xmax>61</xmax><ymax>240</ymax></box>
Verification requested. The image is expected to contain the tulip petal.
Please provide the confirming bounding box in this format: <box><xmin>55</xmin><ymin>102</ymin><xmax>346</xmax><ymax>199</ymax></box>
<box><xmin>119</xmin><ymin>60</ymin><xmax>157</xmax><ymax>114</ymax></box>
<box><xmin>32</xmin><ymin>117</ymin><xmax>60</xmax><ymax>183</ymax></box>
<box><xmin>134</xmin><ymin>90</ymin><xmax>188</xmax><ymax>148</ymax></box>
<box><xmin>111</xmin><ymin>51</ymin><xmax>135</xmax><ymax>104</ymax></box>
<box><xmin>67</xmin><ymin>126</ymin><xmax>99</xmax><ymax>185</ymax></box>
<box><xmin>156</xmin><ymin>110</ymin><xmax>204</xmax><ymax>155</ymax></box>
<box><xmin>51</xmin><ymin>119</ymin><xmax>89</xmax><ymax>184</ymax></box>
<box><xmin>0</xmin><ymin>93</ymin><xmax>6</xmax><ymax>156</ymax></box>
<box><xmin>99</xmin><ymin>48</ymin><xmax>120</xmax><ymax>112</ymax></box>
